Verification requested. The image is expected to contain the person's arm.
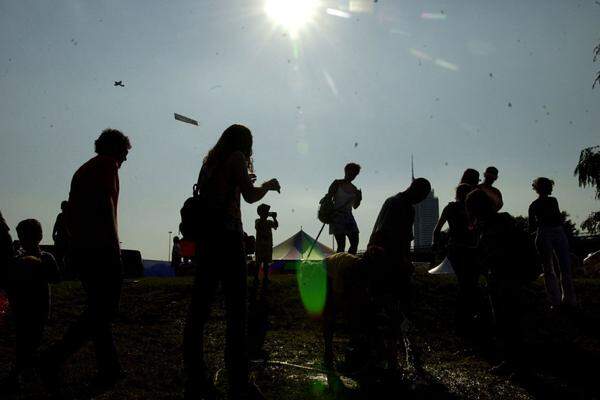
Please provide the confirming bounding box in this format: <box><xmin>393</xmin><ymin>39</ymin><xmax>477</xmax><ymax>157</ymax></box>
<box><xmin>98</xmin><ymin>157</ymin><xmax>120</xmax><ymax>250</ymax></box>
<box><xmin>496</xmin><ymin>188</ymin><xmax>504</xmax><ymax>210</ymax></box>
<box><xmin>432</xmin><ymin>206</ymin><xmax>449</xmax><ymax>248</ymax></box>
<box><xmin>528</xmin><ymin>202</ymin><xmax>537</xmax><ymax>234</ymax></box>
<box><xmin>230</xmin><ymin>152</ymin><xmax>279</xmax><ymax>204</ymax></box>
<box><xmin>353</xmin><ymin>186</ymin><xmax>362</xmax><ymax>209</ymax></box>
<box><xmin>42</xmin><ymin>253</ymin><xmax>60</xmax><ymax>283</ymax></box>
<box><xmin>271</xmin><ymin>216</ymin><xmax>279</xmax><ymax>230</ymax></box>
<box><xmin>52</xmin><ymin>215</ymin><xmax>60</xmax><ymax>242</ymax></box>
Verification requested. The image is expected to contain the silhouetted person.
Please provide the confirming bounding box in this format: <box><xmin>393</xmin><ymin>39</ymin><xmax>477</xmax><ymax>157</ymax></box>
<box><xmin>52</xmin><ymin>201</ymin><xmax>69</xmax><ymax>275</ymax></box>
<box><xmin>171</xmin><ymin>236</ymin><xmax>182</xmax><ymax>271</ymax></box>
<box><xmin>478</xmin><ymin>166</ymin><xmax>503</xmax><ymax>211</ymax></box>
<box><xmin>460</xmin><ymin>168</ymin><xmax>480</xmax><ymax>187</ymax></box>
<box><xmin>368</xmin><ymin>178</ymin><xmax>431</xmax><ymax>369</ymax></box>
<box><xmin>466</xmin><ymin>189</ymin><xmax>528</xmax><ymax>375</ymax></box>
<box><xmin>254</xmin><ymin>204</ymin><xmax>278</xmax><ymax>286</ymax></box>
<box><xmin>2</xmin><ymin>219</ymin><xmax>59</xmax><ymax>393</ymax></box>
<box><xmin>0</xmin><ymin>211</ymin><xmax>13</xmax><ymax>292</ymax></box>
<box><xmin>41</xmin><ymin>128</ymin><xmax>131</xmax><ymax>395</ymax></box>
<box><xmin>433</xmin><ymin>183</ymin><xmax>479</xmax><ymax>335</ymax></box>
<box><xmin>528</xmin><ymin>177</ymin><xmax>576</xmax><ymax>309</ymax></box>
<box><xmin>184</xmin><ymin>124</ymin><xmax>280</xmax><ymax>400</ymax></box>
<box><xmin>328</xmin><ymin>163</ymin><xmax>362</xmax><ymax>254</ymax></box>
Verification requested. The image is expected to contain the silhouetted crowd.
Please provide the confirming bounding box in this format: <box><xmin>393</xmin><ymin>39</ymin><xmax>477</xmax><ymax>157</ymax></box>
<box><xmin>0</xmin><ymin>125</ymin><xmax>579</xmax><ymax>399</ymax></box>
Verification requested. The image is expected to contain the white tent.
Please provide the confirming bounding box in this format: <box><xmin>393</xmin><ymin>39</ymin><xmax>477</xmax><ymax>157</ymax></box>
<box><xmin>428</xmin><ymin>256</ymin><xmax>455</xmax><ymax>275</ymax></box>
<box><xmin>272</xmin><ymin>229</ymin><xmax>335</xmax><ymax>261</ymax></box>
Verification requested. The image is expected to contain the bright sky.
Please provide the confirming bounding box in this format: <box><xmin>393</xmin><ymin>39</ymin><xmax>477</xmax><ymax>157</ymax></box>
<box><xmin>1</xmin><ymin>0</ymin><xmax>599</xmax><ymax>260</ymax></box>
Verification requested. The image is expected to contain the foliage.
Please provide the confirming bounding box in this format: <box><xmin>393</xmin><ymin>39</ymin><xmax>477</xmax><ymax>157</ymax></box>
<box><xmin>561</xmin><ymin>211</ymin><xmax>580</xmax><ymax>238</ymax></box>
<box><xmin>575</xmin><ymin>146</ymin><xmax>600</xmax><ymax>199</ymax></box>
<box><xmin>513</xmin><ymin>212</ymin><xmax>579</xmax><ymax>238</ymax></box>
<box><xmin>514</xmin><ymin>215</ymin><xmax>529</xmax><ymax>234</ymax></box>
<box><xmin>581</xmin><ymin>211</ymin><xmax>600</xmax><ymax>235</ymax></box>
<box><xmin>574</xmin><ymin>146</ymin><xmax>600</xmax><ymax>234</ymax></box>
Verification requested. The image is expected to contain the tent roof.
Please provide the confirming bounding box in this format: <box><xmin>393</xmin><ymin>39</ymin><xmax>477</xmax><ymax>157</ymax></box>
<box><xmin>272</xmin><ymin>229</ymin><xmax>335</xmax><ymax>261</ymax></box>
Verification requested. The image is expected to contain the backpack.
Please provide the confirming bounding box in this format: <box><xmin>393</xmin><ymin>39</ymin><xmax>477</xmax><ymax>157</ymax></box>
<box><xmin>179</xmin><ymin>183</ymin><xmax>205</xmax><ymax>241</ymax></box>
<box><xmin>318</xmin><ymin>180</ymin><xmax>354</xmax><ymax>224</ymax></box>
<box><xmin>318</xmin><ymin>192</ymin><xmax>337</xmax><ymax>224</ymax></box>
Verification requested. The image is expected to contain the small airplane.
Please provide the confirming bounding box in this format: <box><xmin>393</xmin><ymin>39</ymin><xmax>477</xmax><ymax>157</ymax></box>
<box><xmin>114</xmin><ymin>81</ymin><xmax>125</xmax><ymax>87</ymax></box>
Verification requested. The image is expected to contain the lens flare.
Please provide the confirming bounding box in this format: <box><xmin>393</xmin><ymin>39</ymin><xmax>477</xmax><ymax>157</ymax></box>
<box><xmin>265</xmin><ymin>0</ymin><xmax>320</xmax><ymax>38</ymax></box>
<box><xmin>296</xmin><ymin>260</ymin><xmax>327</xmax><ymax>316</ymax></box>
<box><xmin>326</xmin><ymin>8</ymin><xmax>351</xmax><ymax>19</ymax></box>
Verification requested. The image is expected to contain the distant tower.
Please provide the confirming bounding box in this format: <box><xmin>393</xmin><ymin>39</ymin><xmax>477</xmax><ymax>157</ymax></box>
<box><xmin>412</xmin><ymin>156</ymin><xmax>439</xmax><ymax>249</ymax></box>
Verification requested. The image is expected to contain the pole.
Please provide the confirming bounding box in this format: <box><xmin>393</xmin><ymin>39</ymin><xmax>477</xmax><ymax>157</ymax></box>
<box><xmin>168</xmin><ymin>231</ymin><xmax>172</xmax><ymax>262</ymax></box>
<box><xmin>304</xmin><ymin>223</ymin><xmax>326</xmax><ymax>261</ymax></box>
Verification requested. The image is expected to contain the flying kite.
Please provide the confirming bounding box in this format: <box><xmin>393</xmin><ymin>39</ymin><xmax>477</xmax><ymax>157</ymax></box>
<box><xmin>174</xmin><ymin>113</ymin><xmax>199</xmax><ymax>126</ymax></box>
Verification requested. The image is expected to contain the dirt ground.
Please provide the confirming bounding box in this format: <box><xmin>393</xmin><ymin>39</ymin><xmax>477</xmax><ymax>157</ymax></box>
<box><xmin>1</xmin><ymin>266</ymin><xmax>600</xmax><ymax>400</ymax></box>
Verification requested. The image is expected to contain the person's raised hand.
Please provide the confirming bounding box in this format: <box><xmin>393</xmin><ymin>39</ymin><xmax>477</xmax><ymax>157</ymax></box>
<box><xmin>262</xmin><ymin>178</ymin><xmax>281</xmax><ymax>193</ymax></box>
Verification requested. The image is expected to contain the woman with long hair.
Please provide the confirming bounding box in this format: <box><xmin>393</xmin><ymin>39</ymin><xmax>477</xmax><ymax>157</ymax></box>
<box><xmin>528</xmin><ymin>177</ymin><xmax>576</xmax><ymax>310</ymax></box>
<box><xmin>460</xmin><ymin>168</ymin><xmax>480</xmax><ymax>187</ymax></box>
<box><xmin>183</xmin><ymin>124</ymin><xmax>280</xmax><ymax>400</ymax></box>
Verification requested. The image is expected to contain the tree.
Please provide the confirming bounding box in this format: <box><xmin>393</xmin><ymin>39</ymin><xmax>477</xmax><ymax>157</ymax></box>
<box><xmin>513</xmin><ymin>212</ymin><xmax>578</xmax><ymax>238</ymax></box>
<box><xmin>575</xmin><ymin>146</ymin><xmax>600</xmax><ymax>234</ymax></box>
<box><xmin>581</xmin><ymin>211</ymin><xmax>600</xmax><ymax>235</ymax></box>
<box><xmin>560</xmin><ymin>211</ymin><xmax>579</xmax><ymax>239</ymax></box>
<box><xmin>575</xmin><ymin>146</ymin><xmax>600</xmax><ymax>199</ymax></box>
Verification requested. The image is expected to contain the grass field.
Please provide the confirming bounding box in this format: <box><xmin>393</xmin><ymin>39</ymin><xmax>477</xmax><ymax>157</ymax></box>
<box><xmin>1</xmin><ymin>266</ymin><xmax>600</xmax><ymax>399</ymax></box>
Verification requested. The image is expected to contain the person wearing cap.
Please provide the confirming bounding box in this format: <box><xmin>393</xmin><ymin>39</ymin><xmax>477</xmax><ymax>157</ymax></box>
<box><xmin>254</xmin><ymin>203</ymin><xmax>278</xmax><ymax>286</ymax></box>
<box><xmin>478</xmin><ymin>166</ymin><xmax>503</xmax><ymax>211</ymax></box>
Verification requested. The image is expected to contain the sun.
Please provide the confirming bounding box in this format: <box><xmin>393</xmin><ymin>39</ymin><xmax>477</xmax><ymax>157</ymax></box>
<box><xmin>264</xmin><ymin>0</ymin><xmax>320</xmax><ymax>38</ymax></box>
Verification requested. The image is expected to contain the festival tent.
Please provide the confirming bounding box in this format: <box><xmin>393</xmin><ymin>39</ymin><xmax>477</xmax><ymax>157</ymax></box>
<box><xmin>272</xmin><ymin>229</ymin><xmax>335</xmax><ymax>262</ymax></box>
<box><xmin>428</xmin><ymin>256</ymin><xmax>455</xmax><ymax>275</ymax></box>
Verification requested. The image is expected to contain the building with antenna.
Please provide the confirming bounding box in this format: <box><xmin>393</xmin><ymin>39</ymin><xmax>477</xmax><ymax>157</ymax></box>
<box><xmin>411</xmin><ymin>156</ymin><xmax>439</xmax><ymax>250</ymax></box>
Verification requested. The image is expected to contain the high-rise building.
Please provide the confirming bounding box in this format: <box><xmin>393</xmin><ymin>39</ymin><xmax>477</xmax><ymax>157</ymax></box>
<box><xmin>414</xmin><ymin>189</ymin><xmax>439</xmax><ymax>249</ymax></box>
<box><xmin>411</xmin><ymin>155</ymin><xmax>439</xmax><ymax>249</ymax></box>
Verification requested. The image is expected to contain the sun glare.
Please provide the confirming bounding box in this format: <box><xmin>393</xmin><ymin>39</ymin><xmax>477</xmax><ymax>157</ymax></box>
<box><xmin>264</xmin><ymin>0</ymin><xmax>320</xmax><ymax>38</ymax></box>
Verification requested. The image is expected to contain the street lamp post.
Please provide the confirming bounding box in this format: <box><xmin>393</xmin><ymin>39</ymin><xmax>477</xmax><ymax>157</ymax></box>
<box><xmin>168</xmin><ymin>231</ymin><xmax>172</xmax><ymax>263</ymax></box>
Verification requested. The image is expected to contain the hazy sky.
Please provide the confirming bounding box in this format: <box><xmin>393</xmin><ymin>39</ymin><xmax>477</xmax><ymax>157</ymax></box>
<box><xmin>1</xmin><ymin>0</ymin><xmax>599</xmax><ymax>260</ymax></box>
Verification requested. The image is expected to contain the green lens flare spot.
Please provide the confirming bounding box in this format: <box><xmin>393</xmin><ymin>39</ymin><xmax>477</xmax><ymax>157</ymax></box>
<box><xmin>296</xmin><ymin>260</ymin><xmax>327</xmax><ymax>316</ymax></box>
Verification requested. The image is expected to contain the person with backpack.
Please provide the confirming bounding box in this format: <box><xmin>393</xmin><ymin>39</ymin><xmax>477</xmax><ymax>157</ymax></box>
<box><xmin>528</xmin><ymin>177</ymin><xmax>577</xmax><ymax>310</ymax></box>
<box><xmin>183</xmin><ymin>124</ymin><xmax>280</xmax><ymax>400</ymax></box>
<box><xmin>325</xmin><ymin>163</ymin><xmax>362</xmax><ymax>254</ymax></box>
<box><xmin>466</xmin><ymin>189</ymin><xmax>536</xmax><ymax>376</ymax></box>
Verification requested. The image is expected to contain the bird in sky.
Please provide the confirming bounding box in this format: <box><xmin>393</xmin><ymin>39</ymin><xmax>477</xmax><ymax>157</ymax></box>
<box><xmin>114</xmin><ymin>81</ymin><xmax>125</xmax><ymax>87</ymax></box>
